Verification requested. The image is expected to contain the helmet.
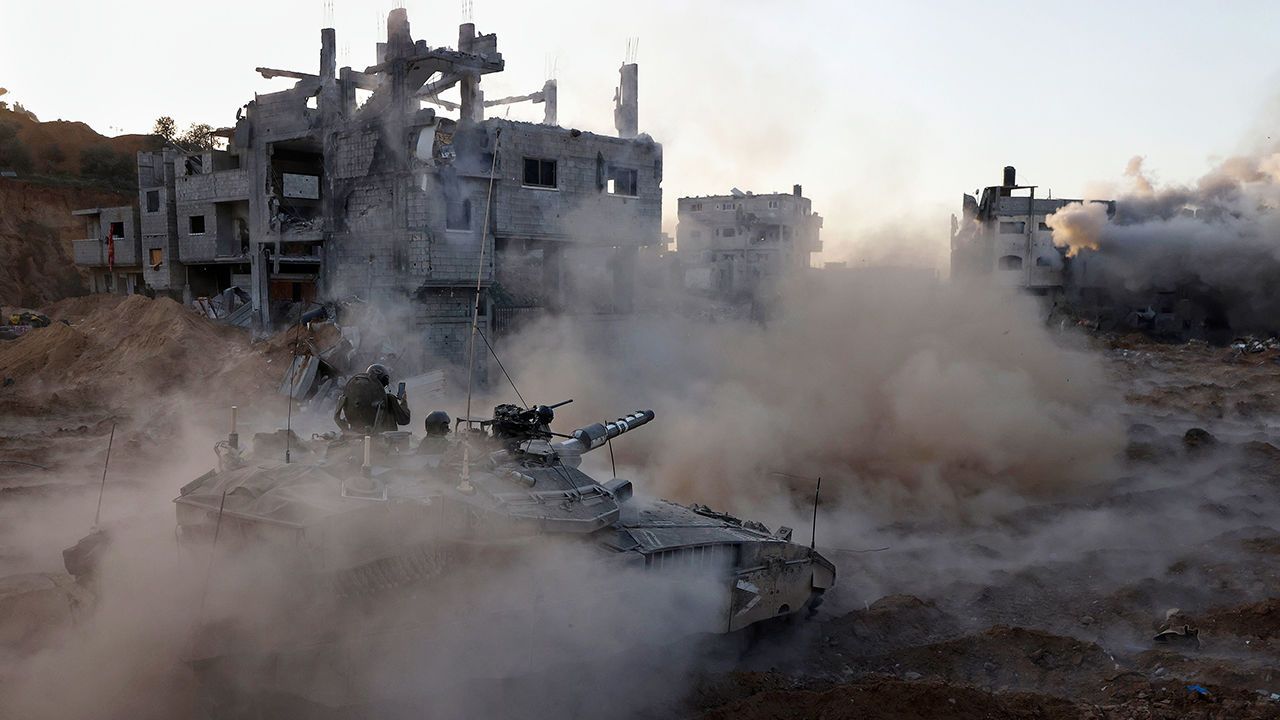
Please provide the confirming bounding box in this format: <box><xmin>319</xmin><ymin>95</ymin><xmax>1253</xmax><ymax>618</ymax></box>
<box><xmin>366</xmin><ymin>363</ymin><xmax>391</xmax><ymax>387</ymax></box>
<box><xmin>425</xmin><ymin>410</ymin><xmax>451</xmax><ymax>436</ymax></box>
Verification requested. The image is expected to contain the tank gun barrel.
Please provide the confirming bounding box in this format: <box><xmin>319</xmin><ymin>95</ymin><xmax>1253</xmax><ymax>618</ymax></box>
<box><xmin>554</xmin><ymin>410</ymin><xmax>655</xmax><ymax>458</ymax></box>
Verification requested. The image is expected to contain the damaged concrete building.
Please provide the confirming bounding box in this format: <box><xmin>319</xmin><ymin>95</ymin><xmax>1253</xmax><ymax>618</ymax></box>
<box><xmin>676</xmin><ymin>186</ymin><xmax>822</xmax><ymax>299</ymax></box>
<box><xmin>72</xmin><ymin>9</ymin><xmax>662</xmax><ymax>365</ymax></box>
<box><xmin>950</xmin><ymin>166</ymin><xmax>1114</xmax><ymax>293</ymax></box>
<box><xmin>72</xmin><ymin>205</ymin><xmax>143</xmax><ymax>294</ymax></box>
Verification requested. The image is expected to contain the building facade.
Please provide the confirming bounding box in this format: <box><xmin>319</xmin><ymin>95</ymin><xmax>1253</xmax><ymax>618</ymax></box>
<box><xmin>950</xmin><ymin>166</ymin><xmax>1114</xmax><ymax>292</ymax></box>
<box><xmin>71</xmin><ymin>205</ymin><xmax>143</xmax><ymax>294</ymax></box>
<box><xmin>676</xmin><ymin>185</ymin><xmax>822</xmax><ymax>299</ymax></box>
<box><xmin>72</xmin><ymin>9</ymin><xmax>662</xmax><ymax>365</ymax></box>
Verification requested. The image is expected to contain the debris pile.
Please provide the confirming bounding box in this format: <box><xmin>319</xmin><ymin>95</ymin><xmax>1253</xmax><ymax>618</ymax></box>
<box><xmin>0</xmin><ymin>294</ymin><xmax>280</xmax><ymax>408</ymax></box>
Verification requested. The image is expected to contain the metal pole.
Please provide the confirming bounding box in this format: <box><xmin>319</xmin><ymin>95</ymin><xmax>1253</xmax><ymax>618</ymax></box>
<box><xmin>196</xmin><ymin>490</ymin><xmax>229</xmax><ymax>624</ymax></box>
<box><xmin>93</xmin><ymin>423</ymin><xmax>116</xmax><ymax>527</ymax></box>
<box><xmin>1026</xmin><ymin>189</ymin><xmax>1035</xmax><ymax>288</ymax></box>
<box><xmin>811</xmin><ymin>476</ymin><xmax>821</xmax><ymax>550</ymax></box>
<box><xmin>465</xmin><ymin>129</ymin><xmax>502</xmax><ymax>429</ymax></box>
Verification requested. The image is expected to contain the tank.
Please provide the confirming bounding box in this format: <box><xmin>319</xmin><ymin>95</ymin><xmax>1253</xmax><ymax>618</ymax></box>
<box><xmin>173</xmin><ymin>401</ymin><xmax>836</xmax><ymax>715</ymax></box>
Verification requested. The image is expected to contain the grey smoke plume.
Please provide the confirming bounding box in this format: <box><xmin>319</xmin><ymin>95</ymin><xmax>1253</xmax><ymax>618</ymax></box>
<box><xmin>1048</xmin><ymin>151</ymin><xmax>1280</xmax><ymax>333</ymax></box>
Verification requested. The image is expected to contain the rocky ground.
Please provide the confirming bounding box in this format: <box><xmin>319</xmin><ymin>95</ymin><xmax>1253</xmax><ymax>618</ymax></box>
<box><xmin>2</xmin><ymin>314</ymin><xmax>1280</xmax><ymax>718</ymax></box>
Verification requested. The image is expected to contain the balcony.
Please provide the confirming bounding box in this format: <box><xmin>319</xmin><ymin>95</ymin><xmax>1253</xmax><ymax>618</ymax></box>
<box><xmin>73</xmin><ymin>237</ymin><xmax>141</xmax><ymax>267</ymax></box>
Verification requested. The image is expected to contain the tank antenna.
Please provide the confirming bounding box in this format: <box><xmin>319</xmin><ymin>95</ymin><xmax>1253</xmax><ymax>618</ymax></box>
<box><xmin>810</xmin><ymin>476</ymin><xmax>822</xmax><ymax>550</ymax></box>
<box><xmin>770</xmin><ymin>471</ymin><xmax>823</xmax><ymax>550</ymax></box>
<box><xmin>284</xmin><ymin>311</ymin><xmax>302</xmax><ymax>464</ymax></box>
<box><xmin>93</xmin><ymin>422</ymin><xmax>116</xmax><ymax>528</ymax></box>
<box><xmin>465</xmin><ymin>128</ymin><xmax>502</xmax><ymax>429</ymax></box>
<box><xmin>195</xmin><ymin>489</ymin><xmax>230</xmax><ymax>629</ymax></box>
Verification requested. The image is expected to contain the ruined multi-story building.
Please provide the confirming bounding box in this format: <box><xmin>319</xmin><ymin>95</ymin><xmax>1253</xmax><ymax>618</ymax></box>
<box><xmin>950</xmin><ymin>166</ymin><xmax>1114</xmax><ymax>292</ymax></box>
<box><xmin>72</xmin><ymin>9</ymin><xmax>662</xmax><ymax>365</ymax></box>
<box><xmin>676</xmin><ymin>186</ymin><xmax>822</xmax><ymax>299</ymax></box>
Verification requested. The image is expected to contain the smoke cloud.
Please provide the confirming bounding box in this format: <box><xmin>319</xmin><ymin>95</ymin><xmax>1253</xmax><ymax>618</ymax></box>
<box><xmin>1048</xmin><ymin>151</ymin><xmax>1280</xmax><ymax>333</ymax></box>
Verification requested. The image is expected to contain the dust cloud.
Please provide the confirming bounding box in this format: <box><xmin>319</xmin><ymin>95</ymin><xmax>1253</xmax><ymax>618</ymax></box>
<box><xmin>491</xmin><ymin>272</ymin><xmax>1124</xmax><ymax>525</ymax></box>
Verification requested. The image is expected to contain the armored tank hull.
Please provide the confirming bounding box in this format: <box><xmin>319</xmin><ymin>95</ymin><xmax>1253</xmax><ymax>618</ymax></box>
<box><xmin>175</xmin><ymin>408</ymin><xmax>835</xmax><ymax>715</ymax></box>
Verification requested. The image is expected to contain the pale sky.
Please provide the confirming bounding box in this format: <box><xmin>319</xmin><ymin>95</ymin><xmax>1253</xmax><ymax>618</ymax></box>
<box><xmin>4</xmin><ymin>0</ymin><xmax>1279</xmax><ymax>269</ymax></box>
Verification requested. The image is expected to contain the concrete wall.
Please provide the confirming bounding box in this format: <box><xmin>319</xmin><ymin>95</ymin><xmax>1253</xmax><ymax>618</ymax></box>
<box><xmin>177</xmin><ymin>168</ymin><xmax>250</xmax><ymax>204</ymax></box>
<box><xmin>178</xmin><ymin>202</ymin><xmax>218</xmax><ymax>261</ymax></box>
<box><xmin>72</xmin><ymin>206</ymin><xmax>141</xmax><ymax>266</ymax></box>
<box><xmin>414</xmin><ymin>288</ymin><xmax>490</xmax><ymax>368</ymax></box>
<box><xmin>138</xmin><ymin>150</ymin><xmax>183</xmax><ymax>291</ymax></box>
<box><xmin>484</xmin><ymin>120</ymin><xmax>662</xmax><ymax>246</ymax></box>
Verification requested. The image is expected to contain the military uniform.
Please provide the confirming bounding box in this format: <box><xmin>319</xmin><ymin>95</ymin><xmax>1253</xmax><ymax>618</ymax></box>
<box><xmin>333</xmin><ymin>372</ymin><xmax>411</xmax><ymax>434</ymax></box>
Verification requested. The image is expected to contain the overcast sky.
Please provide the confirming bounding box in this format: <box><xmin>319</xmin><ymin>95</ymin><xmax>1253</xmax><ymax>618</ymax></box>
<box><xmin>4</xmin><ymin>0</ymin><xmax>1279</xmax><ymax>268</ymax></box>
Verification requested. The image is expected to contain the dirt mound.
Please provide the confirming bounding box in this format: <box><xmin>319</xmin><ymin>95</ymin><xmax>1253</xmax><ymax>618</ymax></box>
<box><xmin>694</xmin><ymin>671</ymin><xmax>1280</xmax><ymax>720</ymax></box>
<box><xmin>40</xmin><ymin>293</ymin><xmax>128</xmax><ymax>323</ymax></box>
<box><xmin>696</xmin><ymin>675</ymin><xmax>1079</xmax><ymax>720</ymax></box>
<box><xmin>1131</xmin><ymin>649</ymin><xmax>1279</xmax><ymax>697</ymax></box>
<box><xmin>0</xmin><ymin>295</ymin><xmax>281</xmax><ymax>410</ymax></box>
<box><xmin>821</xmin><ymin>594</ymin><xmax>966</xmax><ymax>659</ymax></box>
<box><xmin>1190</xmin><ymin>598</ymin><xmax>1280</xmax><ymax>650</ymax></box>
<box><xmin>849</xmin><ymin>626</ymin><xmax>1117</xmax><ymax>697</ymax></box>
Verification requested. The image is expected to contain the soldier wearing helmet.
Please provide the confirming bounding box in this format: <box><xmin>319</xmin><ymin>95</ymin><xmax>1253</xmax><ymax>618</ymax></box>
<box><xmin>333</xmin><ymin>363</ymin><xmax>411</xmax><ymax>435</ymax></box>
<box><xmin>418</xmin><ymin>410</ymin><xmax>452</xmax><ymax>454</ymax></box>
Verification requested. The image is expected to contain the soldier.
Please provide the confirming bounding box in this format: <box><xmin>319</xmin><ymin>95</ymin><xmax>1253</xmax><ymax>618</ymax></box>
<box><xmin>418</xmin><ymin>410</ymin><xmax>451</xmax><ymax>454</ymax></box>
<box><xmin>333</xmin><ymin>363</ymin><xmax>411</xmax><ymax>434</ymax></box>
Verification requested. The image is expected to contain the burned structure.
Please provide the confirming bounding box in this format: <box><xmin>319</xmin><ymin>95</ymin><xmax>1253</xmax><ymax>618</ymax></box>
<box><xmin>676</xmin><ymin>186</ymin><xmax>822</xmax><ymax>299</ymax></box>
<box><xmin>950</xmin><ymin>166</ymin><xmax>1114</xmax><ymax>293</ymax></box>
<box><xmin>72</xmin><ymin>10</ymin><xmax>662</xmax><ymax>363</ymax></box>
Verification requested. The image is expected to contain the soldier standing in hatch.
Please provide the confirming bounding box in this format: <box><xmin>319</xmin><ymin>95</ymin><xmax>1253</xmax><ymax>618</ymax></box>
<box><xmin>333</xmin><ymin>363</ymin><xmax>411</xmax><ymax>434</ymax></box>
<box><xmin>417</xmin><ymin>410</ymin><xmax>451</xmax><ymax>454</ymax></box>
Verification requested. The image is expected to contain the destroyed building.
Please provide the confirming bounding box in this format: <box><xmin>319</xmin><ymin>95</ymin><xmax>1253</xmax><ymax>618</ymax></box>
<box><xmin>950</xmin><ymin>166</ymin><xmax>1115</xmax><ymax>293</ymax></box>
<box><xmin>71</xmin><ymin>9</ymin><xmax>662</xmax><ymax>364</ymax></box>
<box><xmin>676</xmin><ymin>186</ymin><xmax>822</xmax><ymax>299</ymax></box>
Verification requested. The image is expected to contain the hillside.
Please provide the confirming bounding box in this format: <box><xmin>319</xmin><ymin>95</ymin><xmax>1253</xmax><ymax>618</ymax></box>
<box><xmin>0</xmin><ymin>108</ymin><xmax>158</xmax><ymax>307</ymax></box>
<box><xmin>0</xmin><ymin>180</ymin><xmax>133</xmax><ymax>307</ymax></box>
<box><xmin>0</xmin><ymin>106</ymin><xmax>160</xmax><ymax>181</ymax></box>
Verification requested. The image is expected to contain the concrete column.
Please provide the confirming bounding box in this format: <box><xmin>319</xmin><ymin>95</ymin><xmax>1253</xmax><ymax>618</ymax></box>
<box><xmin>387</xmin><ymin>9</ymin><xmax>412</xmax><ymax>59</ymax></box>
<box><xmin>541</xmin><ymin>80</ymin><xmax>558</xmax><ymax>126</ymax></box>
<box><xmin>614</xmin><ymin>63</ymin><xmax>638</xmax><ymax>138</ymax></box>
<box><xmin>320</xmin><ymin>28</ymin><xmax>336</xmax><ymax>81</ymax></box>
<box><xmin>458</xmin><ymin>23</ymin><xmax>484</xmax><ymax>124</ymax></box>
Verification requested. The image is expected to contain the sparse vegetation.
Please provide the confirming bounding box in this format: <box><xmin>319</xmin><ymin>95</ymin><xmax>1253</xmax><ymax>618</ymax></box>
<box><xmin>79</xmin><ymin>145</ymin><xmax>135</xmax><ymax>190</ymax></box>
<box><xmin>153</xmin><ymin>115</ymin><xmax>217</xmax><ymax>151</ymax></box>
<box><xmin>0</xmin><ymin>121</ymin><xmax>33</xmax><ymax>173</ymax></box>
<box><xmin>38</xmin><ymin>143</ymin><xmax>65</xmax><ymax>172</ymax></box>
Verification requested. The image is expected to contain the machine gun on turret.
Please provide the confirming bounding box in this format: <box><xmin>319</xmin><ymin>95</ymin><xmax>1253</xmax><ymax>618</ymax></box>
<box><xmin>490</xmin><ymin>399</ymin><xmax>573</xmax><ymax>446</ymax></box>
